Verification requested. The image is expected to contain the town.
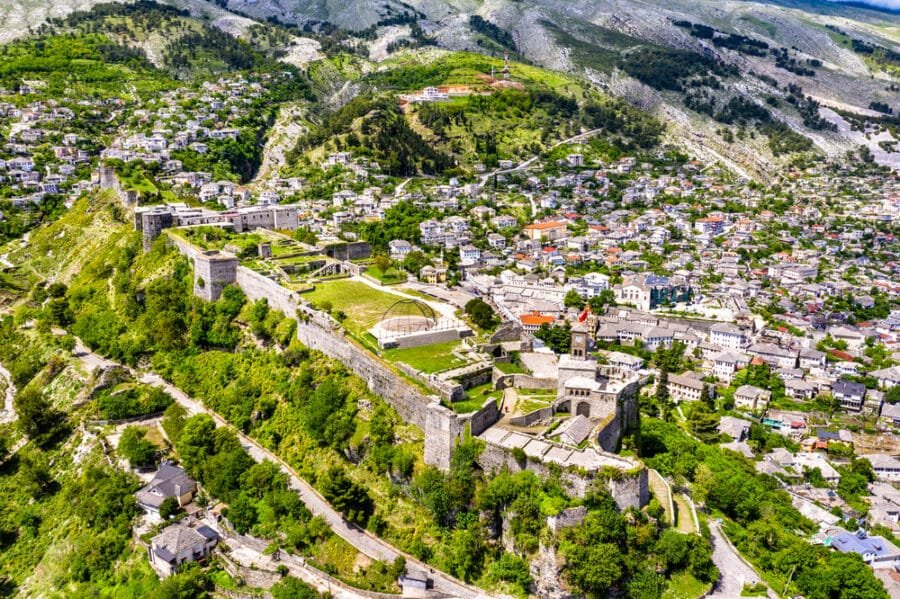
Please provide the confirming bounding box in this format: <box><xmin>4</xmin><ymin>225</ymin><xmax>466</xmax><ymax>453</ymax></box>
<box><xmin>0</xmin><ymin>6</ymin><xmax>899</xmax><ymax>598</ymax></box>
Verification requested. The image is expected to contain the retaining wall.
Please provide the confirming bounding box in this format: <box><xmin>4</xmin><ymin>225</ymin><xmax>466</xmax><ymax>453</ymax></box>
<box><xmin>492</xmin><ymin>371</ymin><xmax>557</xmax><ymax>391</ymax></box>
<box><xmin>477</xmin><ymin>442</ymin><xmax>648</xmax><ymax>509</ymax></box>
<box><xmin>507</xmin><ymin>407</ymin><xmax>553</xmax><ymax>427</ymax></box>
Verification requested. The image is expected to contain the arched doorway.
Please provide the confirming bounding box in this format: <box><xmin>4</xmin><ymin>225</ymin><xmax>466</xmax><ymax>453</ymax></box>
<box><xmin>576</xmin><ymin>402</ymin><xmax>591</xmax><ymax>418</ymax></box>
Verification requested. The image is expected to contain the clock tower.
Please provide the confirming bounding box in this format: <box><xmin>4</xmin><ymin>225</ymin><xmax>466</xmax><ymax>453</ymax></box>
<box><xmin>571</xmin><ymin>323</ymin><xmax>589</xmax><ymax>359</ymax></box>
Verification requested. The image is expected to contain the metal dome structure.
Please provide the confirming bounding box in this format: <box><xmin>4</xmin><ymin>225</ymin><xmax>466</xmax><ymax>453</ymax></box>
<box><xmin>378</xmin><ymin>299</ymin><xmax>437</xmax><ymax>336</ymax></box>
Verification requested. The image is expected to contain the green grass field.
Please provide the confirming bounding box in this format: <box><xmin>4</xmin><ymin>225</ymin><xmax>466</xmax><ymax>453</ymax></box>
<box><xmin>303</xmin><ymin>280</ymin><xmax>401</xmax><ymax>337</ymax></box>
<box><xmin>382</xmin><ymin>339</ymin><xmax>466</xmax><ymax>373</ymax></box>
<box><xmin>663</xmin><ymin>571</ymin><xmax>711</xmax><ymax>599</ymax></box>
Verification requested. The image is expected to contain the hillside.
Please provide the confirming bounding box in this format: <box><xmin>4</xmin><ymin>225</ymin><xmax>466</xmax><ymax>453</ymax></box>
<box><xmin>286</xmin><ymin>50</ymin><xmax>664</xmax><ymax>178</ymax></box>
<box><xmin>3</xmin><ymin>0</ymin><xmax>898</xmax><ymax>176</ymax></box>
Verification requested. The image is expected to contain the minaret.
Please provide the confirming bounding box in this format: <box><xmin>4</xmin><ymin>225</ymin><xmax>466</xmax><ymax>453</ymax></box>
<box><xmin>502</xmin><ymin>51</ymin><xmax>510</xmax><ymax>81</ymax></box>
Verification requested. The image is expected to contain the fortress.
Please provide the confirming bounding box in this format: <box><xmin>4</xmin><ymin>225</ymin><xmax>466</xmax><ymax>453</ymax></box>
<box><xmin>164</xmin><ymin>227</ymin><xmax>649</xmax><ymax>509</ymax></box>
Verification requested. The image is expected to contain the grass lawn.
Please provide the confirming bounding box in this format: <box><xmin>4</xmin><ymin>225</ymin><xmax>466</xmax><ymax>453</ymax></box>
<box><xmin>303</xmin><ymin>280</ymin><xmax>401</xmax><ymax>337</ymax></box>
<box><xmin>445</xmin><ymin>383</ymin><xmax>502</xmax><ymax>414</ymax></box>
<box><xmin>663</xmin><ymin>571</ymin><xmax>711</xmax><ymax>599</ymax></box>
<box><xmin>382</xmin><ymin>339</ymin><xmax>466</xmax><ymax>373</ymax></box>
<box><xmin>517</xmin><ymin>397</ymin><xmax>552</xmax><ymax>415</ymax></box>
<box><xmin>494</xmin><ymin>360</ymin><xmax>528</xmax><ymax>375</ymax></box>
<box><xmin>365</xmin><ymin>266</ymin><xmax>407</xmax><ymax>285</ymax></box>
<box><xmin>673</xmin><ymin>493</ymin><xmax>698</xmax><ymax>534</ymax></box>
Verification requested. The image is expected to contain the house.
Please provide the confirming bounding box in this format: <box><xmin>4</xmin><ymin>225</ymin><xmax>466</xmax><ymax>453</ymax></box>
<box><xmin>557</xmin><ymin>415</ymin><xmax>595</xmax><ymax>446</ymax></box>
<box><xmin>136</xmin><ymin>463</ymin><xmax>197</xmax><ymax>515</ymax></box>
<box><xmin>747</xmin><ymin>342</ymin><xmax>798</xmax><ymax>369</ymax></box>
<box><xmin>830</xmin><ymin>530</ymin><xmax>900</xmax><ymax>569</ymax></box>
<box><xmin>799</xmin><ymin>348</ymin><xmax>827</xmax><ymax>370</ymax></box>
<box><xmin>733</xmin><ymin>384</ymin><xmax>771</xmax><ymax>410</ymax></box>
<box><xmin>712</xmin><ymin>351</ymin><xmax>751</xmax><ymax>382</ymax></box>
<box><xmin>389</xmin><ymin>239</ymin><xmax>413</xmax><ymax>259</ymax></box>
<box><xmin>862</xmin><ymin>454</ymin><xmax>900</xmax><ymax>482</ymax></box>
<box><xmin>871</xmin><ymin>366</ymin><xmax>900</xmax><ymax>389</ymax></box>
<box><xmin>785</xmin><ymin>378</ymin><xmax>818</xmax><ymax>401</ymax></box>
<box><xmin>148</xmin><ymin>523</ymin><xmax>219</xmax><ymax>577</ymax></box>
<box><xmin>613</xmin><ymin>274</ymin><xmax>691</xmax><ymax>311</ymax></box>
<box><xmin>794</xmin><ymin>452</ymin><xmax>841</xmax><ymax>482</ymax></box>
<box><xmin>880</xmin><ymin>403</ymin><xmax>900</xmax><ymax>428</ymax></box>
<box><xmin>832</xmin><ymin>379</ymin><xmax>867</xmax><ymax>412</ymax></box>
<box><xmin>606</xmin><ymin>351</ymin><xmax>644</xmax><ymax>372</ymax></box>
<box><xmin>668</xmin><ymin>372</ymin><xmax>706</xmax><ymax>403</ymax></box>
<box><xmin>419</xmin><ymin>265</ymin><xmax>447</xmax><ymax>285</ymax></box>
<box><xmin>767</xmin><ymin>447</ymin><xmax>795</xmax><ymax>468</ymax></box>
<box><xmin>520</xmin><ymin>311</ymin><xmax>556</xmax><ymax>333</ymax></box>
<box><xmin>718</xmin><ymin>416</ymin><xmax>751</xmax><ymax>441</ymax></box>
<box><xmin>523</xmin><ymin>220</ymin><xmax>568</xmax><ymax>242</ymax></box>
<box><xmin>710</xmin><ymin>323</ymin><xmax>749</xmax><ymax>350</ymax></box>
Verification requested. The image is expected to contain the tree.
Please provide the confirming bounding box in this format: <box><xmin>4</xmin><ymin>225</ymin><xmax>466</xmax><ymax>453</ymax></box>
<box><xmin>318</xmin><ymin>466</ymin><xmax>372</xmax><ymax>525</ymax></box>
<box><xmin>442</xmin><ymin>522</ymin><xmax>486</xmax><ymax>582</ymax></box>
<box><xmin>564</xmin><ymin>289</ymin><xmax>585</xmax><ymax>310</ymax></box>
<box><xmin>588</xmin><ymin>289</ymin><xmax>616</xmax><ymax>314</ymax></box>
<box><xmin>402</xmin><ymin>250</ymin><xmax>428</xmax><ymax>274</ymax></box>
<box><xmin>158</xmin><ymin>563</ymin><xmax>211</xmax><ymax>599</ymax></box>
<box><xmin>118</xmin><ymin>426</ymin><xmax>157</xmax><ymax>468</ymax></box>
<box><xmin>14</xmin><ymin>387</ymin><xmax>66</xmax><ymax>447</ymax></box>
<box><xmin>159</xmin><ymin>496</ymin><xmax>181</xmax><ymax>520</ymax></box>
<box><xmin>161</xmin><ymin>402</ymin><xmax>187</xmax><ymax>444</ymax></box>
<box><xmin>700</xmin><ymin>383</ymin><xmax>715</xmax><ymax>410</ymax></box>
<box><xmin>561</xmin><ymin>542</ymin><xmax>623</xmax><ymax>597</ymax></box>
<box><xmin>271</xmin><ymin>576</ymin><xmax>320</xmax><ymax>599</ymax></box>
<box><xmin>688</xmin><ymin>403</ymin><xmax>721</xmax><ymax>444</ymax></box>
<box><xmin>226</xmin><ymin>493</ymin><xmax>258</xmax><ymax>534</ymax></box>
<box><xmin>19</xmin><ymin>451</ymin><xmax>54</xmax><ymax>498</ymax></box>
<box><xmin>373</xmin><ymin>254</ymin><xmax>392</xmax><ymax>274</ymax></box>
<box><xmin>175</xmin><ymin>414</ymin><xmax>216</xmax><ymax>474</ymax></box>
<box><xmin>464</xmin><ymin>298</ymin><xmax>498</xmax><ymax>330</ymax></box>
<box><xmin>656</xmin><ymin>369</ymin><xmax>669</xmax><ymax>404</ymax></box>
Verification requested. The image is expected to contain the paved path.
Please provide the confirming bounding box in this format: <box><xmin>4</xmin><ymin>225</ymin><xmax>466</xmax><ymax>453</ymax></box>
<box><xmin>0</xmin><ymin>362</ymin><xmax>15</xmax><ymax>424</ymax></box>
<box><xmin>478</xmin><ymin>127</ymin><xmax>604</xmax><ymax>186</ymax></box>
<box><xmin>212</xmin><ymin>521</ymin><xmax>386</xmax><ymax>599</ymax></box>
<box><xmin>648</xmin><ymin>469</ymin><xmax>674</xmax><ymax>526</ymax></box>
<box><xmin>69</xmin><ymin>339</ymin><xmax>491</xmax><ymax>598</ymax></box>
<box><xmin>707</xmin><ymin>520</ymin><xmax>776</xmax><ymax>598</ymax></box>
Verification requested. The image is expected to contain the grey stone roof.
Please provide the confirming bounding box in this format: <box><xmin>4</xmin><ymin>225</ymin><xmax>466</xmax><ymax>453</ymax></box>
<box><xmin>152</xmin><ymin>524</ymin><xmax>208</xmax><ymax>558</ymax></box>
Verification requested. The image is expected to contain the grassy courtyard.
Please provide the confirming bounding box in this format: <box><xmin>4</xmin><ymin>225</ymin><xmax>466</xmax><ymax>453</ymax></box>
<box><xmin>303</xmin><ymin>279</ymin><xmax>402</xmax><ymax>337</ymax></box>
<box><xmin>382</xmin><ymin>339</ymin><xmax>466</xmax><ymax>373</ymax></box>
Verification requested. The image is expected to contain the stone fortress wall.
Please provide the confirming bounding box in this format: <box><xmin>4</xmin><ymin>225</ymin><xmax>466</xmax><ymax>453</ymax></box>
<box><xmin>166</xmin><ymin>230</ymin><xmax>649</xmax><ymax>507</ymax></box>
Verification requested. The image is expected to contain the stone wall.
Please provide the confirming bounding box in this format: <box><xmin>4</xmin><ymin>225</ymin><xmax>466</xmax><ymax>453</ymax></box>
<box><xmin>295</xmin><ymin>315</ymin><xmax>434</xmax><ymax>430</ymax></box>
<box><xmin>493</xmin><ymin>370</ymin><xmax>557</xmax><ymax>391</ymax></box>
<box><xmin>507</xmin><ymin>407</ymin><xmax>553</xmax><ymax>427</ymax></box>
<box><xmin>469</xmin><ymin>398</ymin><xmax>500</xmax><ymax>436</ymax></box>
<box><xmin>424</xmin><ymin>402</ymin><xmax>466</xmax><ymax>471</ymax></box>
<box><xmin>596</xmin><ymin>413</ymin><xmax>621</xmax><ymax>453</ymax></box>
<box><xmin>236</xmin><ymin>266</ymin><xmax>299</xmax><ymax>316</ymax></box>
<box><xmin>477</xmin><ymin>442</ymin><xmax>649</xmax><ymax>510</ymax></box>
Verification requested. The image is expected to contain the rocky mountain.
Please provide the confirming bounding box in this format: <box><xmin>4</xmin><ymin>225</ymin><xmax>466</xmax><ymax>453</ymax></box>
<box><xmin>4</xmin><ymin>0</ymin><xmax>899</xmax><ymax>177</ymax></box>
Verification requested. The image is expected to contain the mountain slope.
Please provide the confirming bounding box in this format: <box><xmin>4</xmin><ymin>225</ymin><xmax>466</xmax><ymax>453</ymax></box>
<box><xmin>3</xmin><ymin>0</ymin><xmax>899</xmax><ymax>176</ymax></box>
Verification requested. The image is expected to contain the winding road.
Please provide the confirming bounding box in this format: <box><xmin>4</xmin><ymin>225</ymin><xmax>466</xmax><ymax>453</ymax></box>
<box><xmin>707</xmin><ymin>520</ymin><xmax>776</xmax><ymax>598</ymax></box>
<box><xmin>477</xmin><ymin>127</ymin><xmax>605</xmax><ymax>187</ymax></box>
<box><xmin>68</xmin><ymin>337</ymin><xmax>491</xmax><ymax>598</ymax></box>
<box><xmin>0</xmin><ymin>362</ymin><xmax>15</xmax><ymax>424</ymax></box>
